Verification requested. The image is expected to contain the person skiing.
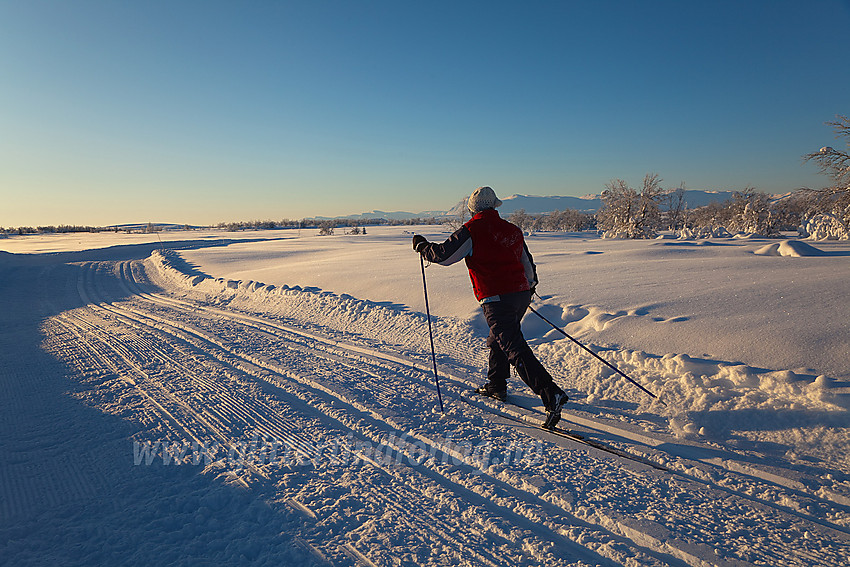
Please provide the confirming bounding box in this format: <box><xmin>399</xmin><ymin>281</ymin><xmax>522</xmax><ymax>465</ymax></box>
<box><xmin>412</xmin><ymin>186</ymin><xmax>568</xmax><ymax>429</ymax></box>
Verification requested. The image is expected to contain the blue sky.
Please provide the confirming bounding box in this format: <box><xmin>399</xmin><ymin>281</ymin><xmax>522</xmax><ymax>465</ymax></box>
<box><xmin>2</xmin><ymin>0</ymin><xmax>848</xmax><ymax>226</ymax></box>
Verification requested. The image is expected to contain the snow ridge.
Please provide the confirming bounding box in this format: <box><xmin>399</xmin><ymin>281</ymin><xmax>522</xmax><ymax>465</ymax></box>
<box><xmin>149</xmin><ymin>248</ymin><xmax>483</xmax><ymax>370</ymax></box>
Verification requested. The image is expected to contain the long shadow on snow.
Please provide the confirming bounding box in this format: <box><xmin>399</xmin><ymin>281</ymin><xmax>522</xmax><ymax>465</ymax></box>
<box><xmin>0</xmin><ymin>255</ymin><xmax>314</xmax><ymax>565</ymax></box>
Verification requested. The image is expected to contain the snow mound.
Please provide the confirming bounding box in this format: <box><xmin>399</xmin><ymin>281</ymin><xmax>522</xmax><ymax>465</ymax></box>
<box><xmin>754</xmin><ymin>240</ymin><xmax>825</xmax><ymax>257</ymax></box>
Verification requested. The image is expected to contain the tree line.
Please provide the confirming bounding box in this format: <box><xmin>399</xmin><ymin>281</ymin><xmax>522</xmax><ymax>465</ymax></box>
<box><xmin>216</xmin><ymin>216</ymin><xmax>441</xmax><ymax>233</ymax></box>
<box><xmin>1</xmin><ymin>224</ymin><xmax>108</xmax><ymax>236</ymax></box>
<box><xmin>512</xmin><ymin>177</ymin><xmax>846</xmax><ymax>240</ymax></box>
<box><xmin>507</xmin><ymin>115</ymin><xmax>848</xmax><ymax>240</ymax></box>
<box><xmin>590</xmin><ymin>115</ymin><xmax>849</xmax><ymax>239</ymax></box>
<box><xmin>1</xmin><ymin>217</ymin><xmax>441</xmax><ymax>237</ymax></box>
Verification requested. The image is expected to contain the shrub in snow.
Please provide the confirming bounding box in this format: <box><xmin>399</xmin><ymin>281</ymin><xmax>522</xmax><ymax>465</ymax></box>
<box><xmin>597</xmin><ymin>174</ymin><xmax>664</xmax><ymax>238</ymax></box>
<box><xmin>682</xmin><ymin>189</ymin><xmax>780</xmax><ymax>238</ymax></box>
<box><xmin>801</xmin><ymin>115</ymin><xmax>850</xmax><ymax>231</ymax></box>
<box><xmin>769</xmin><ymin>191</ymin><xmax>810</xmax><ymax>231</ymax></box>
<box><xmin>799</xmin><ymin>213</ymin><xmax>849</xmax><ymax>240</ymax></box>
<box><xmin>723</xmin><ymin>189</ymin><xmax>780</xmax><ymax>237</ymax></box>
<box><xmin>797</xmin><ymin>186</ymin><xmax>850</xmax><ymax>232</ymax></box>
<box><xmin>677</xmin><ymin>225</ymin><xmax>731</xmax><ymax>239</ymax></box>
<box><xmin>508</xmin><ymin>209</ymin><xmax>535</xmax><ymax>233</ymax></box>
<box><xmin>540</xmin><ymin>209</ymin><xmax>595</xmax><ymax>232</ymax></box>
<box><xmin>676</xmin><ymin>227</ymin><xmax>695</xmax><ymax>240</ymax></box>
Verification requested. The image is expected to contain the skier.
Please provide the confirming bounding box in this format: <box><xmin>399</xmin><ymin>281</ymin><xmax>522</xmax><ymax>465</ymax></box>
<box><xmin>412</xmin><ymin>186</ymin><xmax>568</xmax><ymax>429</ymax></box>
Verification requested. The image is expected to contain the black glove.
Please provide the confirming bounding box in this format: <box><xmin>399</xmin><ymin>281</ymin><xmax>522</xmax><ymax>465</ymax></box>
<box><xmin>412</xmin><ymin>235</ymin><xmax>428</xmax><ymax>253</ymax></box>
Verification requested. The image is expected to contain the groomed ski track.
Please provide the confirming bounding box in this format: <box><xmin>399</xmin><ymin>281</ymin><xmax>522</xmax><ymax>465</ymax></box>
<box><xmin>1</xmin><ymin>248</ymin><xmax>848</xmax><ymax>566</ymax></box>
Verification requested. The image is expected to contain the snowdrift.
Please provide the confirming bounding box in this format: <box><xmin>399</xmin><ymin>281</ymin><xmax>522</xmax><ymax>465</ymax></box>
<box><xmin>753</xmin><ymin>240</ymin><xmax>825</xmax><ymax>257</ymax></box>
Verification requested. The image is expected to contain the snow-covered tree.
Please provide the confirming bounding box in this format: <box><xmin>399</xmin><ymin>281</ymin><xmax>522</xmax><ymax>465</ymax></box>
<box><xmin>508</xmin><ymin>209</ymin><xmax>533</xmax><ymax>233</ymax></box>
<box><xmin>801</xmin><ymin>115</ymin><xmax>850</xmax><ymax>236</ymax></box>
<box><xmin>664</xmin><ymin>184</ymin><xmax>688</xmax><ymax>230</ymax></box>
<box><xmin>724</xmin><ymin>188</ymin><xmax>780</xmax><ymax>236</ymax></box>
<box><xmin>804</xmin><ymin>115</ymin><xmax>850</xmax><ymax>188</ymax></box>
<box><xmin>597</xmin><ymin>174</ymin><xmax>664</xmax><ymax>238</ymax></box>
<box><xmin>800</xmin><ymin>213</ymin><xmax>850</xmax><ymax>240</ymax></box>
<box><xmin>543</xmin><ymin>209</ymin><xmax>595</xmax><ymax>232</ymax></box>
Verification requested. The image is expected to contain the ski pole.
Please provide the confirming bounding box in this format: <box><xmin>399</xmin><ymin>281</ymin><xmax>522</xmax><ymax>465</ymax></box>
<box><xmin>527</xmin><ymin>305</ymin><xmax>665</xmax><ymax>406</ymax></box>
<box><xmin>420</xmin><ymin>255</ymin><xmax>445</xmax><ymax>413</ymax></box>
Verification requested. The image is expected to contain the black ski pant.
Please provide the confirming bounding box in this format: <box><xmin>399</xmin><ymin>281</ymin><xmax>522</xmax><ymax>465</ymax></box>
<box><xmin>481</xmin><ymin>290</ymin><xmax>563</xmax><ymax>410</ymax></box>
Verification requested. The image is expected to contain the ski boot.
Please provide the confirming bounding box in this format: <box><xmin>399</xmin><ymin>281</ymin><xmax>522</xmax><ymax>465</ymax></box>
<box><xmin>542</xmin><ymin>391</ymin><xmax>569</xmax><ymax>430</ymax></box>
<box><xmin>474</xmin><ymin>383</ymin><xmax>507</xmax><ymax>402</ymax></box>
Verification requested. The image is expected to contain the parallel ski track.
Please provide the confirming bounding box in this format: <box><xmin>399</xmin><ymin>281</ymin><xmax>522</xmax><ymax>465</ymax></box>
<box><xmin>72</xmin><ymin>261</ymin><xmax>639</xmax><ymax>567</ymax></box>
<box><xmin>130</xmin><ymin>259</ymin><xmax>850</xmax><ymax>535</ymax></box>
<box><xmin>132</xmin><ymin>262</ymin><xmax>848</xmax><ymax>559</ymax></box>
<box><xmin>56</xmin><ymin>258</ymin><xmax>850</xmax><ymax>566</ymax></box>
<box><xmin>120</xmin><ymin>259</ymin><xmax>850</xmax><ymax>562</ymax></box>
<box><xmin>69</xmin><ymin>265</ymin><xmax>523</xmax><ymax>565</ymax></box>
<box><xmin>78</xmin><ymin>265</ymin><xmax>319</xmax><ymax>468</ymax></box>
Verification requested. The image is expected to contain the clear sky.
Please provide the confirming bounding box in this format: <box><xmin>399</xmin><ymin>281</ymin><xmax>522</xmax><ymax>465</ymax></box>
<box><xmin>2</xmin><ymin>0</ymin><xmax>849</xmax><ymax>226</ymax></box>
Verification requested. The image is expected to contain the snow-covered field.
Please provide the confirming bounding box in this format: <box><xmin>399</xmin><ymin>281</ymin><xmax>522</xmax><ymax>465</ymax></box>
<box><xmin>1</xmin><ymin>226</ymin><xmax>849</xmax><ymax>566</ymax></box>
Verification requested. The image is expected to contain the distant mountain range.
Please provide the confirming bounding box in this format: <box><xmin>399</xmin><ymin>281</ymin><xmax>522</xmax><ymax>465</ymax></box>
<box><xmin>117</xmin><ymin>190</ymin><xmax>776</xmax><ymax>228</ymax></box>
<box><xmin>315</xmin><ymin>210</ymin><xmax>449</xmax><ymax>221</ymax></box>
<box><xmin>443</xmin><ymin>194</ymin><xmax>602</xmax><ymax>216</ymax></box>
<box><xmin>341</xmin><ymin>190</ymin><xmax>764</xmax><ymax>220</ymax></box>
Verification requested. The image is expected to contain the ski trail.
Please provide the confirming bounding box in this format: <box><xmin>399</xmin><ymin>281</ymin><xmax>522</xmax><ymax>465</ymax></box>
<box><xmin>108</xmin><ymin>259</ymin><xmax>686</xmax><ymax>564</ymax></box>
<box><xmin>112</xmin><ymin>258</ymin><xmax>848</xmax><ymax>567</ymax></box>
<box><xmin>72</xmin><ymin>260</ymin><xmax>629</xmax><ymax>566</ymax></box>
<box><xmin>10</xmin><ymin>252</ymin><xmax>845</xmax><ymax>566</ymax></box>
<box><xmin>136</xmin><ymin>255</ymin><xmax>850</xmax><ymax>531</ymax></box>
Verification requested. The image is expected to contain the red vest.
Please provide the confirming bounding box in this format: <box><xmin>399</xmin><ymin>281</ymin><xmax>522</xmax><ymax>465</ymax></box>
<box><xmin>463</xmin><ymin>210</ymin><xmax>531</xmax><ymax>300</ymax></box>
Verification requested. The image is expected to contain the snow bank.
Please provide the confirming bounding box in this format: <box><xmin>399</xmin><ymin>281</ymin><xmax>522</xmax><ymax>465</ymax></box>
<box><xmin>147</xmin><ymin>249</ymin><xmax>484</xmax><ymax>370</ymax></box>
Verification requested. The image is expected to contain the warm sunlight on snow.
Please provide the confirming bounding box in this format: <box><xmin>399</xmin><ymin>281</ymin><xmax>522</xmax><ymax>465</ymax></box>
<box><xmin>2</xmin><ymin>226</ymin><xmax>847</xmax><ymax>565</ymax></box>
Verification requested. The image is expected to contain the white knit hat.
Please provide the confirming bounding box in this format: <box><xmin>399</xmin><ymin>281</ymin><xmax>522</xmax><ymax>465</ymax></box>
<box><xmin>467</xmin><ymin>186</ymin><xmax>502</xmax><ymax>214</ymax></box>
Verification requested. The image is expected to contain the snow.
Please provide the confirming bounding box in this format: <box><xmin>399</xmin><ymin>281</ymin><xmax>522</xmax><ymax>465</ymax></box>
<box><xmin>753</xmin><ymin>240</ymin><xmax>826</xmax><ymax>257</ymax></box>
<box><xmin>1</xmin><ymin>226</ymin><xmax>849</xmax><ymax>566</ymax></box>
<box><xmin>800</xmin><ymin>214</ymin><xmax>850</xmax><ymax>241</ymax></box>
